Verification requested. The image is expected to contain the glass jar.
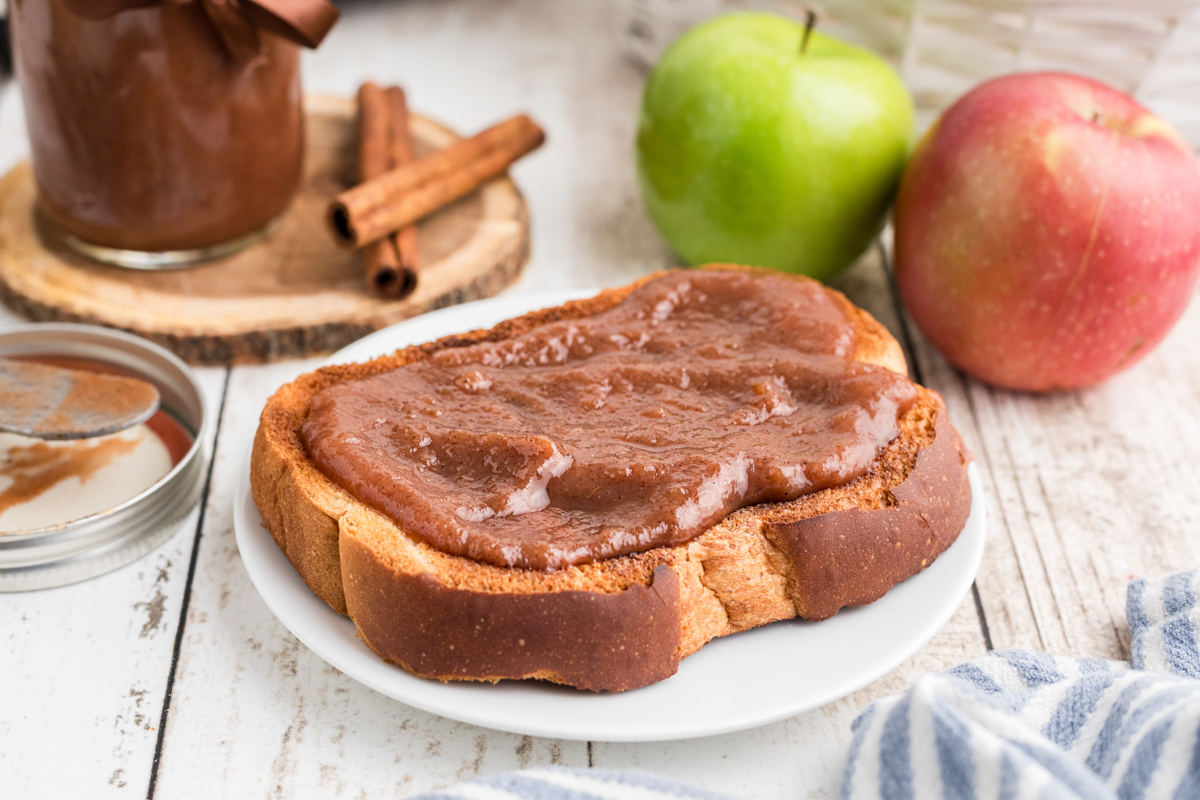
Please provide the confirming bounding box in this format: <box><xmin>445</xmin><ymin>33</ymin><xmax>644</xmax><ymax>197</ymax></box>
<box><xmin>9</xmin><ymin>0</ymin><xmax>337</xmax><ymax>268</ymax></box>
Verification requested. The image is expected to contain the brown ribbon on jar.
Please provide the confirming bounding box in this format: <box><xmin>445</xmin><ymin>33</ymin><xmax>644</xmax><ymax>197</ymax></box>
<box><xmin>59</xmin><ymin>0</ymin><xmax>339</xmax><ymax>63</ymax></box>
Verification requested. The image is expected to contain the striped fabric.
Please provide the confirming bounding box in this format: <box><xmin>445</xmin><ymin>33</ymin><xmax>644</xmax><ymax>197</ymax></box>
<box><xmin>844</xmin><ymin>570</ymin><xmax>1200</xmax><ymax>800</ymax></box>
<box><xmin>1129</xmin><ymin>570</ymin><xmax>1200</xmax><ymax>679</ymax></box>
<box><xmin>406</xmin><ymin>572</ymin><xmax>1200</xmax><ymax>800</ymax></box>
<box><xmin>406</xmin><ymin>767</ymin><xmax>736</xmax><ymax>800</ymax></box>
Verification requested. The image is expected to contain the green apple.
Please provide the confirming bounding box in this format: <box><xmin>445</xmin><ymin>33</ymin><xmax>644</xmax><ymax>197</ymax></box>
<box><xmin>636</xmin><ymin>12</ymin><xmax>914</xmax><ymax>280</ymax></box>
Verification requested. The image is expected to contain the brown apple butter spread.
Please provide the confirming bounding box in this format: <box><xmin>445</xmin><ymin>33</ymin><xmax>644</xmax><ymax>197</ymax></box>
<box><xmin>10</xmin><ymin>0</ymin><xmax>337</xmax><ymax>253</ymax></box>
<box><xmin>302</xmin><ymin>270</ymin><xmax>918</xmax><ymax>570</ymax></box>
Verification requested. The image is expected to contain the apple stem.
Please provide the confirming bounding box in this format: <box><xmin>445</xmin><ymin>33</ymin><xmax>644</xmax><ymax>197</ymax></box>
<box><xmin>801</xmin><ymin>7</ymin><xmax>819</xmax><ymax>54</ymax></box>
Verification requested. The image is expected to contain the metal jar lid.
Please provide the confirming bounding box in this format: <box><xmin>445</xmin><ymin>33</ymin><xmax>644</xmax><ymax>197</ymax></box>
<box><xmin>0</xmin><ymin>323</ymin><xmax>211</xmax><ymax>591</ymax></box>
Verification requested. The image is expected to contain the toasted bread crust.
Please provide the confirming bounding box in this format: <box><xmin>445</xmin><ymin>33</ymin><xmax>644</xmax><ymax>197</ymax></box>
<box><xmin>250</xmin><ymin>267</ymin><xmax>970</xmax><ymax>691</ymax></box>
<box><xmin>343</xmin><ymin>554</ymin><xmax>683</xmax><ymax>691</ymax></box>
<box><xmin>765</xmin><ymin>409</ymin><xmax>970</xmax><ymax>621</ymax></box>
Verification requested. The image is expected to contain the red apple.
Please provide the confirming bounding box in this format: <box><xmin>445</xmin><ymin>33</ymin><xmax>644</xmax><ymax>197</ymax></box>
<box><xmin>894</xmin><ymin>72</ymin><xmax>1200</xmax><ymax>392</ymax></box>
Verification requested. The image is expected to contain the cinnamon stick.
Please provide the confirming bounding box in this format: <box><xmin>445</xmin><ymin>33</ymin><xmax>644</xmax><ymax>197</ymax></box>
<box><xmin>331</xmin><ymin>114</ymin><xmax>545</xmax><ymax>249</ymax></box>
<box><xmin>356</xmin><ymin>82</ymin><xmax>407</xmax><ymax>297</ymax></box>
<box><xmin>385</xmin><ymin>86</ymin><xmax>420</xmax><ymax>292</ymax></box>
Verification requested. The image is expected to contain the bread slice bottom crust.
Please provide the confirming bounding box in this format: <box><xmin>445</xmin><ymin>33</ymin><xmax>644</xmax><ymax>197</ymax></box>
<box><xmin>251</xmin><ymin>269</ymin><xmax>972</xmax><ymax>692</ymax></box>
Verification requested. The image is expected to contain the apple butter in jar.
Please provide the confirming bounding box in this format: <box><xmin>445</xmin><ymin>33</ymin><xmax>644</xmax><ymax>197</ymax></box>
<box><xmin>8</xmin><ymin>0</ymin><xmax>338</xmax><ymax>268</ymax></box>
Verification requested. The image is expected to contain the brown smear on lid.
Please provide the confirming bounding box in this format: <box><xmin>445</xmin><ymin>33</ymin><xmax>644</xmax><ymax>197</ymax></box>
<box><xmin>0</xmin><ymin>360</ymin><xmax>159</xmax><ymax>438</ymax></box>
<box><xmin>0</xmin><ymin>355</ymin><xmax>194</xmax><ymax>524</ymax></box>
<box><xmin>5</xmin><ymin>356</ymin><xmax>193</xmax><ymax>462</ymax></box>
<box><xmin>0</xmin><ymin>435</ymin><xmax>141</xmax><ymax>518</ymax></box>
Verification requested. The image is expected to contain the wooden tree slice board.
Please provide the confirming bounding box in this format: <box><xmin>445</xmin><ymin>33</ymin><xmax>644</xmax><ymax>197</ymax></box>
<box><xmin>0</xmin><ymin>95</ymin><xmax>530</xmax><ymax>365</ymax></box>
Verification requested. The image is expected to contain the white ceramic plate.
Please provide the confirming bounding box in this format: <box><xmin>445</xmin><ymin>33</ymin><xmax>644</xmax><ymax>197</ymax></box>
<box><xmin>233</xmin><ymin>291</ymin><xmax>987</xmax><ymax>742</ymax></box>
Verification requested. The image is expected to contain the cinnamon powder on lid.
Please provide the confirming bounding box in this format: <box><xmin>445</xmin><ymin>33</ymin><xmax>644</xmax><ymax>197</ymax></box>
<box><xmin>0</xmin><ymin>357</ymin><xmax>193</xmax><ymax>532</ymax></box>
<box><xmin>0</xmin><ymin>436</ymin><xmax>141</xmax><ymax>517</ymax></box>
<box><xmin>0</xmin><ymin>359</ymin><xmax>159</xmax><ymax>438</ymax></box>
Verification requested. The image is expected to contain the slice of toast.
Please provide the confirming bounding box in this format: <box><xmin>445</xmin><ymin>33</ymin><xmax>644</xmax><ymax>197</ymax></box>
<box><xmin>251</xmin><ymin>267</ymin><xmax>972</xmax><ymax>691</ymax></box>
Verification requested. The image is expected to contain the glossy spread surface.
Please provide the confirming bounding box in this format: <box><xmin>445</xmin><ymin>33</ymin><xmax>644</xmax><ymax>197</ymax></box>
<box><xmin>302</xmin><ymin>270</ymin><xmax>918</xmax><ymax>570</ymax></box>
<box><xmin>10</xmin><ymin>0</ymin><xmax>303</xmax><ymax>252</ymax></box>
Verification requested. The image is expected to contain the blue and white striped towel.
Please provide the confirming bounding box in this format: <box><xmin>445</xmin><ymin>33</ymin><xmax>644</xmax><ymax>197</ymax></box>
<box><xmin>407</xmin><ymin>769</ymin><xmax>734</xmax><ymax>799</ymax></box>
<box><xmin>408</xmin><ymin>571</ymin><xmax>1200</xmax><ymax>800</ymax></box>
<box><xmin>842</xmin><ymin>570</ymin><xmax>1200</xmax><ymax>800</ymax></box>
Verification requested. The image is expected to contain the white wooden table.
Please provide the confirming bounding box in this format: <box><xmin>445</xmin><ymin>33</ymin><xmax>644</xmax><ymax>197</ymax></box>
<box><xmin>4</xmin><ymin>1</ymin><xmax>1200</xmax><ymax>797</ymax></box>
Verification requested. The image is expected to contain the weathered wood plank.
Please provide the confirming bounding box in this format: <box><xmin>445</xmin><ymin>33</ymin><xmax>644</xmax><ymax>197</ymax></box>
<box><xmin>151</xmin><ymin>360</ymin><xmax>587</xmax><ymax>798</ymax></box>
<box><xmin>895</xmin><ymin>252</ymin><xmax>1200</xmax><ymax>661</ymax></box>
<box><xmin>0</xmin><ymin>366</ymin><xmax>226</xmax><ymax>798</ymax></box>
